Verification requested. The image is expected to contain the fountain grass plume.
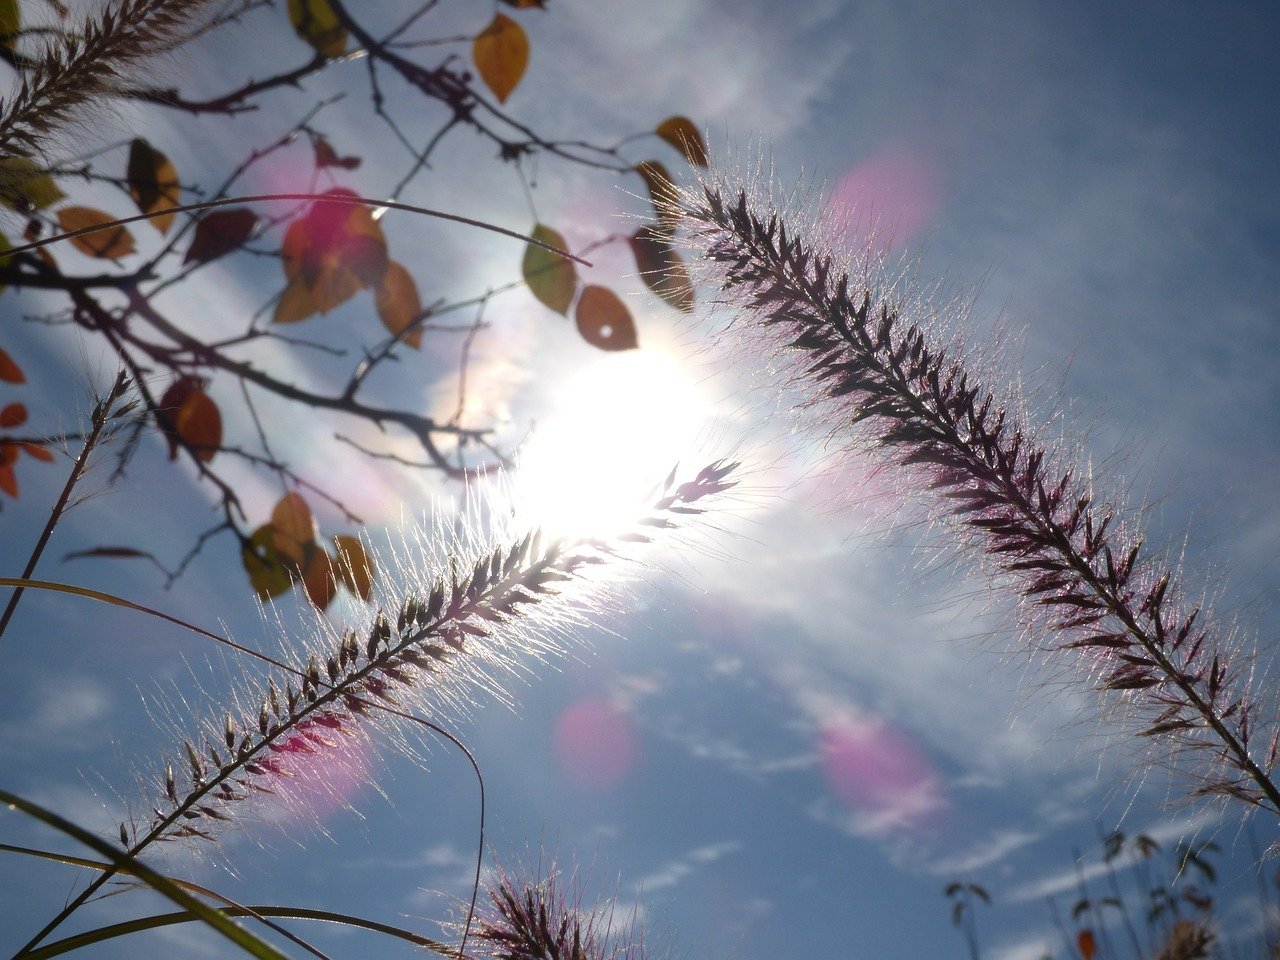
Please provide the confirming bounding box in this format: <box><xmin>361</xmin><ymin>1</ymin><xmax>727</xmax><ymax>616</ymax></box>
<box><xmin>668</xmin><ymin>159</ymin><xmax>1280</xmax><ymax>818</ymax></box>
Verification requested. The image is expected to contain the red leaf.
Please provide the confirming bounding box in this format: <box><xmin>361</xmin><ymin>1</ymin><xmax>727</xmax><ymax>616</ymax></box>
<box><xmin>0</xmin><ymin>402</ymin><xmax>27</xmax><ymax>427</ymax></box>
<box><xmin>0</xmin><ymin>347</ymin><xmax>25</xmax><ymax>384</ymax></box>
<box><xmin>1077</xmin><ymin>929</ymin><xmax>1096</xmax><ymax>960</ymax></box>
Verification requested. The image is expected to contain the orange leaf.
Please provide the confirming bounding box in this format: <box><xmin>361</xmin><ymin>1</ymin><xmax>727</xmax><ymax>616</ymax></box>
<box><xmin>0</xmin><ymin>347</ymin><xmax>23</xmax><ymax>383</ymax></box>
<box><xmin>56</xmin><ymin>206</ymin><xmax>136</xmax><ymax>259</ymax></box>
<box><xmin>271</xmin><ymin>492</ymin><xmax>317</xmax><ymax>567</ymax></box>
<box><xmin>184</xmin><ymin>208</ymin><xmax>259</xmax><ymax>265</ymax></box>
<box><xmin>173</xmin><ymin>388</ymin><xmax>221</xmax><ymax>463</ymax></box>
<box><xmin>628</xmin><ymin>225</ymin><xmax>694</xmax><ymax>312</ymax></box>
<box><xmin>655</xmin><ymin>116</ymin><xmax>708</xmax><ymax>167</ymax></box>
<box><xmin>634</xmin><ymin>161</ymin><xmax>679</xmax><ymax>229</ymax></box>
<box><xmin>0</xmin><ymin>401</ymin><xmax>27</xmax><ymax>427</ymax></box>
<box><xmin>332</xmin><ymin>534</ymin><xmax>374</xmax><ymax>601</ymax></box>
<box><xmin>474</xmin><ymin>13</ymin><xmax>528</xmax><ymax>104</ymax></box>
<box><xmin>1077</xmin><ymin>929</ymin><xmax>1096</xmax><ymax>960</ymax></box>
<box><xmin>126</xmin><ymin>138</ymin><xmax>180</xmax><ymax>235</ymax></box>
<box><xmin>574</xmin><ymin>285</ymin><xmax>638</xmax><ymax>352</ymax></box>
<box><xmin>375</xmin><ymin>261</ymin><xmax>423</xmax><ymax>348</ymax></box>
<box><xmin>277</xmin><ymin>191</ymin><xmax>387</xmax><ymax>319</ymax></box>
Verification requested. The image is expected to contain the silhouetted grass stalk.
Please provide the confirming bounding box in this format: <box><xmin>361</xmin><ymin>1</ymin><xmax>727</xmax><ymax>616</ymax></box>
<box><xmin>675</xmin><ymin>175</ymin><xmax>1280</xmax><ymax>816</ymax></box>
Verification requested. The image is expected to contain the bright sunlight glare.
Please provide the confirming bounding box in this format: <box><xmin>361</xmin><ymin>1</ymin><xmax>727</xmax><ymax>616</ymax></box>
<box><xmin>510</xmin><ymin>348</ymin><xmax>710</xmax><ymax>542</ymax></box>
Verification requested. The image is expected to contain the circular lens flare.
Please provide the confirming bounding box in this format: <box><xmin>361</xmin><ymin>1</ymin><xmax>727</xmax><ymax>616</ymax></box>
<box><xmin>511</xmin><ymin>348</ymin><xmax>707</xmax><ymax>541</ymax></box>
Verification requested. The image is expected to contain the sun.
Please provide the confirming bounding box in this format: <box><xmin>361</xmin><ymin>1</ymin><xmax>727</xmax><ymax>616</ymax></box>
<box><xmin>510</xmin><ymin>347</ymin><xmax>710</xmax><ymax>542</ymax></box>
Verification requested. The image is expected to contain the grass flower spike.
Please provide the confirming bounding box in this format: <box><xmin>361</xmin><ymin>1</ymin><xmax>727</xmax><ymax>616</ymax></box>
<box><xmin>674</xmin><ymin>171</ymin><xmax>1280</xmax><ymax>818</ymax></box>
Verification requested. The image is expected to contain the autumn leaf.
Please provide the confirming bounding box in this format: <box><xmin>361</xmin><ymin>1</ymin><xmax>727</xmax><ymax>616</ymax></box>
<box><xmin>184</xmin><ymin>208</ymin><xmax>259</xmax><ymax>265</ymax></box>
<box><xmin>0</xmin><ymin>232</ymin><xmax>10</xmax><ymax>295</ymax></box>
<box><xmin>474</xmin><ymin>13</ymin><xmax>528</xmax><ymax>104</ymax></box>
<box><xmin>0</xmin><ymin>443</ymin><xmax>17</xmax><ymax>497</ymax></box>
<box><xmin>275</xmin><ymin>190</ymin><xmax>388</xmax><ymax>322</ymax></box>
<box><xmin>333</xmin><ymin>534</ymin><xmax>374</xmax><ymax>601</ymax></box>
<box><xmin>1077</xmin><ymin>929</ymin><xmax>1096</xmax><ymax>960</ymax></box>
<box><xmin>635</xmin><ymin>160</ymin><xmax>679</xmax><ymax>229</ymax></box>
<box><xmin>522</xmin><ymin>223</ymin><xmax>577</xmax><ymax>315</ymax></box>
<box><xmin>314</xmin><ymin>137</ymin><xmax>361</xmax><ymax>170</ymax></box>
<box><xmin>156</xmin><ymin>376</ymin><xmax>221</xmax><ymax>463</ymax></box>
<box><xmin>1</xmin><ymin>402</ymin><xmax>27</xmax><ymax>428</ymax></box>
<box><xmin>655</xmin><ymin>116</ymin><xmax>708</xmax><ymax>166</ymax></box>
<box><xmin>0</xmin><ymin>346</ymin><xmax>24</xmax><ymax>384</ymax></box>
<box><xmin>300</xmin><ymin>546</ymin><xmax>338</xmax><ymax>610</ymax></box>
<box><xmin>498</xmin><ymin>0</ymin><xmax>545</xmax><ymax>8</ymax></box>
<box><xmin>126</xmin><ymin>139</ymin><xmax>180</xmax><ymax>235</ymax></box>
<box><xmin>628</xmin><ymin>225</ymin><xmax>694</xmax><ymax>312</ymax></box>
<box><xmin>0</xmin><ymin>157</ymin><xmax>64</xmax><ymax>211</ymax></box>
<box><xmin>375</xmin><ymin>261</ymin><xmax>424</xmax><ymax>348</ymax></box>
<box><xmin>21</xmin><ymin>441</ymin><xmax>53</xmax><ymax>462</ymax></box>
<box><xmin>56</xmin><ymin>206</ymin><xmax>137</xmax><ymax>260</ymax></box>
<box><xmin>287</xmin><ymin>0</ymin><xmax>346</xmax><ymax>58</ymax></box>
<box><xmin>242</xmin><ymin>524</ymin><xmax>293</xmax><ymax>600</ymax></box>
<box><xmin>574</xmin><ymin>285</ymin><xmax>638</xmax><ymax>352</ymax></box>
<box><xmin>270</xmin><ymin>491</ymin><xmax>317</xmax><ymax>567</ymax></box>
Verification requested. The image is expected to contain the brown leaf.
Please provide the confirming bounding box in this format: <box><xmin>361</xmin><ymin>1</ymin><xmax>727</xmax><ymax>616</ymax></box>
<box><xmin>0</xmin><ymin>446</ymin><xmax>17</xmax><ymax>497</ymax></box>
<box><xmin>0</xmin><ymin>347</ymin><xmax>24</xmax><ymax>384</ymax></box>
<box><xmin>56</xmin><ymin>206</ymin><xmax>136</xmax><ymax>259</ymax></box>
<box><xmin>498</xmin><ymin>0</ymin><xmax>545</xmax><ymax>7</ymax></box>
<box><xmin>0</xmin><ymin>402</ymin><xmax>27</xmax><ymax>428</ymax></box>
<box><xmin>1077</xmin><ymin>929</ymin><xmax>1096</xmax><ymax>960</ymax></box>
<box><xmin>474</xmin><ymin>13</ymin><xmax>528</xmax><ymax>104</ymax></box>
<box><xmin>300</xmin><ymin>546</ymin><xmax>338</xmax><ymax>610</ymax></box>
<box><xmin>271</xmin><ymin>491</ymin><xmax>317</xmax><ymax>567</ymax></box>
<box><xmin>628</xmin><ymin>225</ymin><xmax>694</xmax><ymax>312</ymax></box>
<box><xmin>126</xmin><ymin>138</ymin><xmax>180</xmax><ymax>235</ymax></box>
<box><xmin>313</xmin><ymin>137</ymin><xmax>361</xmax><ymax>170</ymax></box>
<box><xmin>375</xmin><ymin>261</ymin><xmax>423</xmax><ymax>348</ymax></box>
<box><xmin>173</xmin><ymin>388</ymin><xmax>221</xmax><ymax>463</ymax></box>
<box><xmin>21</xmin><ymin>442</ymin><xmax>53</xmax><ymax>462</ymax></box>
<box><xmin>634</xmin><ymin>161</ymin><xmax>679</xmax><ymax>229</ymax></box>
<box><xmin>277</xmin><ymin>190</ymin><xmax>387</xmax><ymax>320</ymax></box>
<box><xmin>184</xmin><ymin>208</ymin><xmax>259</xmax><ymax>265</ymax></box>
<box><xmin>273</xmin><ymin>274</ymin><xmax>319</xmax><ymax>325</ymax></box>
<box><xmin>333</xmin><ymin>534</ymin><xmax>374</xmax><ymax>601</ymax></box>
<box><xmin>287</xmin><ymin>0</ymin><xmax>346</xmax><ymax>57</ymax></box>
<box><xmin>655</xmin><ymin>116</ymin><xmax>708</xmax><ymax>166</ymax></box>
<box><xmin>574</xmin><ymin>285</ymin><xmax>638</xmax><ymax>351</ymax></box>
<box><xmin>522</xmin><ymin>223</ymin><xmax>577</xmax><ymax>315</ymax></box>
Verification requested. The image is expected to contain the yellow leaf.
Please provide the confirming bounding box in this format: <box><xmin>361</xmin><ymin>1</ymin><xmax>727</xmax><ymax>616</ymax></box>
<box><xmin>574</xmin><ymin>285</ymin><xmax>638</xmax><ymax>352</ymax></box>
<box><xmin>635</xmin><ymin>161</ymin><xmax>679</xmax><ymax>229</ymax></box>
<box><xmin>287</xmin><ymin>0</ymin><xmax>346</xmax><ymax>57</ymax></box>
<box><xmin>56</xmin><ymin>206</ymin><xmax>137</xmax><ymax>260</ymax></box>
<box><xmin>522</xmin><ymin>223</ymin><xmax>577</xmax><ymax>315</ymax></box>
<box><xmin>628</xmin><ymin>225</ymin><xmax>694</xmax><ymax>312</ymax></box>
<box><xmin>474</xmin><ymin>13</ymin><xmax>528</xmax><ymax>104</ymax></box>
<box><xmin>375</xmin><ymin>261</ymin><xmax>423</xmax><ymax>348</ymax></box>
<box><xmin>0</xmin><ymin>158</ymin><xmax>65</xmax><ymax>212</ymax></box>
<box><xmin>126</xmin><ymin>139</ymin><xmax>180</xmax><ymax>235</ymax></box>
<box><xmin>655</xmin><ymin>116</ymin><xmax>708</xmax><ymax>167</ymax></box>
<box><xmin>242</xmin><ymin>524</ymin><xmax>293</xmax><ymax>600</ymax></box>
<box><xmin>333</xmin><ymin>534</ymin><xmax>374</xmax><ymax>601</ymax></box>
<box><xmin>270</xmin><ymin>492</ymin><xmax>317</xmax><ymax>567</ymax></box>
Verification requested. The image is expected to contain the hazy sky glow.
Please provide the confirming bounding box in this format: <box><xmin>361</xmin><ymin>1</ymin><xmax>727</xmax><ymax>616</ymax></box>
<box><xmin>2</xmin><ymin>3</ymin><xmax>1280</xmax><ymax>960</ymax></box>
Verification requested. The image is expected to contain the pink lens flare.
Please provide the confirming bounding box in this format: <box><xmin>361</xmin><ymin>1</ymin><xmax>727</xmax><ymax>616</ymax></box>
<box><xmin>554</xmin><ymin>697</ymin><xmax>639</xmax><ymax>791</ymax></box>
<box><xmin>819</xmin><ymin>715</ymin><xmax>944</xmax><ymax>825</ymax></box>
<box><xmin>260</xmin><ymin>715</ymin><xmax>373</xmax><ymax>824</ymax></box>
<box><xmin>826</xmin><ymin>145</ymin><xmax>944</xmax><ymax>253</ymax></box>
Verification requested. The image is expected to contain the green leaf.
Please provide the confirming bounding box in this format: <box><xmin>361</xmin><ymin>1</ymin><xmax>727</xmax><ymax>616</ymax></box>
<box><xmin>0</xmin><ymin>0</ymin><xmax>19</xmax><ymax>51</ymax></box>
<box><xmin>287</xmin><ymin>0</ymin><xmax>347</xmax><ymax>58</ymax></box>
<box><xmin>242</xmin><ymin>525</ymin><xmax>294</xmax><ymax>600</ymax></box>
<box><xmin>521</xmin><ymin>223</ymin><xmax>577</xmax><ymax>314</ymax></box>
<box><xmin>0</xmin><ymin>157</ymin><xmax>65</xmax><ymax>211</ymax></box>
<box><xmin>0</xmin><ymin>790</ymin><xmax>289</xmax><ymax>960</ymax></box>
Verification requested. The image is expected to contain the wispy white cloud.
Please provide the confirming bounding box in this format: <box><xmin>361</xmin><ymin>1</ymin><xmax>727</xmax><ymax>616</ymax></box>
<box><xmin>633</xmin><ymin>840</ymin><xmax>742</xmax><ymax>895</ymax></box>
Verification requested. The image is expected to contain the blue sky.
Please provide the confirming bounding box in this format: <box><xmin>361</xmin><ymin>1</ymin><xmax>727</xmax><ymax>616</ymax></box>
<box><xmin>3</xmin><ymin>2</ymin><xmax>1280</xmax><ymax>959</ymax></box>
